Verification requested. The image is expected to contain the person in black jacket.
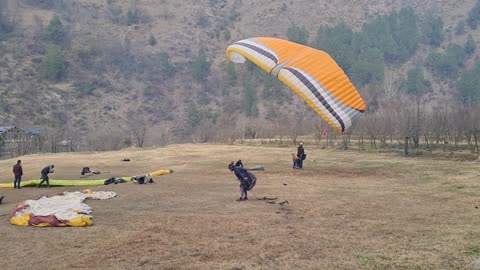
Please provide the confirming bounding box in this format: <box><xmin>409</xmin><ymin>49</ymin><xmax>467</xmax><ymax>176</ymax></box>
<box><xmin>296</xmin><ymin>143</ymin><xmax>305</xmax><ymax>169</ymax></box>
<box><xmin>13</xmin><ymin>160</ymin><xmax>23</xmax><ymax>189</ymax></box>
<box><xmin>228</xmin><ymin>161</ymin><xmax>253</xmax><ymax>201</ymax></box>
<box><xmin>37</xmin><ymin>164</ymin><xmax>54</xmax><ymax>188</ymax></box>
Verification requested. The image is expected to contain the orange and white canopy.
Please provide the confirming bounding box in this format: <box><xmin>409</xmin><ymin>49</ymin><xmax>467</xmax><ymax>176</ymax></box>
<box><xmin>226</xmin><ymin>37</ymin><xmax>366</xmax><ymax>133</ymax></box>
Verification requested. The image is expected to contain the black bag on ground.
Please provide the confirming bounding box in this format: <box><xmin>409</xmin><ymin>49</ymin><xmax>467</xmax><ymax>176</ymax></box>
<box><xmin>81</xmin><ymin>167</ymin><xmax>91</xmax><ymax>175</ymax></box>
<box><xmin>132</xmin><ymin>176</ymin><xmax>146</xmax><ymax>184</ymax></box>
<box><xmin>104</xmin><ymin>177</ymin><xmax>116</xmax><ymax>185</ymax></box>
<box><xmin>116</xmin><ymin>178</ymin><xmax>127</xmax><ymax>184</ymax></box>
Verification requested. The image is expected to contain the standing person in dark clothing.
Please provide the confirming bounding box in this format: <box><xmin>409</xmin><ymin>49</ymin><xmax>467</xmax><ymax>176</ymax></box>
<box><xmin>297</xmin><ymin>143</ymin><xmax>305</xmax><ymax>169</ymax></box>
<box><xmin>37</xmin><ymin>164</ymin><xmax>54</xmax><ymax>188</ymax></box>
<box><xmin>228</xmin><ymin>161</ymin><xmax>253</xmax><ymax>201</ymax></box>
<box><xmin>13</xmin><ymin>160</ymin><xmax>23</xmax><ymax>189</ymax></box>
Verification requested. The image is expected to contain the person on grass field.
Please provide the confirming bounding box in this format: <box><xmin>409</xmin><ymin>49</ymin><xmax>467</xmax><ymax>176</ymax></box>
<box><xmin>296</xmin><ymin>143</ymin><xmax>306</xmax><ymax>169</ymax></box>
<box><xmin>13</xmin><ymin>160</ymin><xmax>23</xmax><ymax>189</ymax></box>
<box><xmin>228</xmin><ymin>160</ymin><xmax>256</xmax><ymax>201</ymax></box>
<box><xmin>37</xmin><ymin>164</ymin><xmax>54</xmax><ymax>188</ymax></box>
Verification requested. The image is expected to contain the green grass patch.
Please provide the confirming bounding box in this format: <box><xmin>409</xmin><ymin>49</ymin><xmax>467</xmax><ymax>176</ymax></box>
<box><xmin>466</xmin><ymin>246</ymin><xmax>480</xmax><ymax>255</ymax></box>
<box><xmin>439</xmin><ymin>185</ymin><xmax>466</xmax><ymax>192</ymax></box>
<box><xmin>356</xmin><ymin>255</ymin><xmax>385</xmax><ymax>270</ymax></box>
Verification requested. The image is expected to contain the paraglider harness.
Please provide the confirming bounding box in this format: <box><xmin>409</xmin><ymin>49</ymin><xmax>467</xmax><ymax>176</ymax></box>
<box><xmin>131</xmin><ymin>175</ymin><xmax>154</xmax><ymax>185</ymax></box>
<box><xmin>104</xmin><ymin>177</ymin><xmax>127</xmax><ymax>185</ymax></box>
<box><xmin>229</xmin><ymin>161</ymin><xmax>256</xmax><ymax>191</ymax></box>
<box><xmin>81</xmin><ymin>167</ymin><xmax>91</xmax><ymax>175</ymax></box>
<box><xmin>245</xmin><ymin>172</ymin><xmax>256</xmax><ymax>191</ymax></box>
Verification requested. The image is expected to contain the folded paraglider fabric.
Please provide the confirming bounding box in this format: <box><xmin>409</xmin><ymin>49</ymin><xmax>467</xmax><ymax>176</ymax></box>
<box><xmin>10</xmin><ymin>190</ymin><xmax>116</xmax><ymax>227</ymax></box>
<box><xmin>149</xmin><ymin>169</ymin><xmax>173</xmax><ymax>177</ymax></box>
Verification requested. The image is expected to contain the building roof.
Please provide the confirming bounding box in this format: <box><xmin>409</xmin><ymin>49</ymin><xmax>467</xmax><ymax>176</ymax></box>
<box><xmin>0</xmin><ymin>126</ymin><xmax>15</xmax><ymax>134</ymax></box>
<box><xmin>24</xmin><ymin>127</ymin><xmax>42</xmax><ymax>135</ymax></box>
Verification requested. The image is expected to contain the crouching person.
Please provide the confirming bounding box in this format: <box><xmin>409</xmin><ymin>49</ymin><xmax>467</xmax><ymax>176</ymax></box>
<box><xmin>37</xmin><ymin>164</ymin><xmax>54</xmax><ymax>188</ymax></box>
<box><xmin>228</xmin><ymin>161</ymin><xmax>254</xmax><ymax>201</ymax></box>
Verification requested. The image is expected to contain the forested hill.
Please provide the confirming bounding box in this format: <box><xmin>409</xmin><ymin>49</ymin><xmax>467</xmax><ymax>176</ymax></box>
<box><xmin>1</xmin><ymin>0</ymin><xmax>480</xmax><ymax>150</ymax></box>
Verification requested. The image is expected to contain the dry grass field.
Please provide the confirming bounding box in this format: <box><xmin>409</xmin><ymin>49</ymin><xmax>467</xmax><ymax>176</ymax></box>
<box><xmin>0</xmin><ymin>143</ymin><xmax>479</xmax><ymax>270</ymax></box>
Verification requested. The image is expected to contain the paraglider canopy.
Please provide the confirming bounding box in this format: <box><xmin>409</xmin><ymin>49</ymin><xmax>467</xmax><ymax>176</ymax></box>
<box><xmin>226</xmin><ymin>37</ymin><xmax>366</xmax><ymax>133</ymax></box>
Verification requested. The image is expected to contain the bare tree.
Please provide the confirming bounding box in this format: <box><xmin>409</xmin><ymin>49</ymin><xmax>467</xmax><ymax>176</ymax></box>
<box><xmin>42</xmin><ymin>126</ymin><xmax>67</xmax><ymax>153</ymax></box>
<box><xmin>399</xmin><ymin>101</ymin><xmax>417</xmax><ymax>155</ymax></box>
<box><xmin>383</xmin><ymin>68</ymin><xmax>401</xmax><ymax>99</ymax></box>
<box><xmin>130</xmin><ymin>121</ymin><xmax>149</xmax><ymax>147</ymax></box>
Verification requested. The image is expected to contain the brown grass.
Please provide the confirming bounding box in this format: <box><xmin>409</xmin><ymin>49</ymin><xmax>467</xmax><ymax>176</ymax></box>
<box><xmin>0</xmin><ymin>143</ymin><xmax>479</xmax><ymax>269</ymax></box>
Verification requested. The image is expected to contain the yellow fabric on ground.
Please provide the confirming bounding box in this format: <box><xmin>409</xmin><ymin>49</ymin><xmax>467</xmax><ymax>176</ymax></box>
<box><xmin>10</xmin><ymin>214</ymin><xmax>30</xmax><ymax>226</ymax></box>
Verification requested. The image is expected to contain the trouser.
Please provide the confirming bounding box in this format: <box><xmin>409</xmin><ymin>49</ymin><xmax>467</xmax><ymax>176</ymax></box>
<box><xmin>293</xmin><ymin>160</ymin><xmax>299</xmax><ymax>169</ymax></box>
<box><xmin>297</xmin><ymin>158</ymin><xmax>303</xmax><ymax>169</ymax></box>
<box><xmin>240</xmin><ymin>183</ymin><xmax>248</xmax><ymax>199</ymax></box>
<box><xmin>38</xmin><ymin>174</ymin><xmax>50</xmax><ymax>187</ymax></box>
<box><xmin>14</xmin><ymin>175</ymin><xmax>21</xmax><ymax>188</ymax></box>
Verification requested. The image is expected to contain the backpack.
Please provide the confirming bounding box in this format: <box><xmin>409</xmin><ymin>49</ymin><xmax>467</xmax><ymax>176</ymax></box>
<box><xmin>247</xmin><ymin>172</ymin><xmax>257</xmax><ymax>191</ymax></box>
<box><xmin>104</xmin><ymin>177</ymin><xmax>116</xmax><ymax>185</ymax></box>
<box><xmin>81</xmin><ymin>167</ymin><xmax>91</xmax><ymax>175</ymax></box>
<box><xmin>115</xmin><ymin>178</ymin><xmax>127</xmax><ymax>184</ymax></box>
<box><xmin>132</xmin><ymin>176</ymin><xmax>146</xmax><ymax>184</ymax></box>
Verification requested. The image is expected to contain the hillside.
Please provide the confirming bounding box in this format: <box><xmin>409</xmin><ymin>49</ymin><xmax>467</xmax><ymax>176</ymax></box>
<box><xmin>0</xmin><ymin>0</ymin><xmax>479</xmax><ymax>150</ymax></box>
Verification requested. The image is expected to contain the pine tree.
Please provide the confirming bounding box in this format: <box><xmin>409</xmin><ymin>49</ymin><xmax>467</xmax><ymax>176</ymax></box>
<box><xmin>148</xmin><ymin>34</ymin><xmax>157</xmax><ymax>46</ymax></box>
<box><xmin>46</xmin><ymin>15</ymin><xmax>65</xmax><ymax>42</ymax></box>
<box><xmin>287</xmin><ymin>24</ymin><xmax>309</xmax><ymax>45</ymax></box>
<box><xmin>468</xmin><ymin>0</ymin><xmax>480</xmax><ymax>29</ymax></box>
<box><xmin>192</xmin><ymin>48</ymin><xmax>210</xmax><ymax>83</ymax></box>
<box><xmin>243</xmin><ymin>79</ymin><xmax>258</xmax><ymax>117</ymax></box>
<box><xmin>465</xmin><ymin>35</ymin><xmax>476</xmax><ymax>56</ymax></box>
<box><xmin>421</xmin><ymin>15</ymin><xmax>443</xmax><ymax>47</ymax></box>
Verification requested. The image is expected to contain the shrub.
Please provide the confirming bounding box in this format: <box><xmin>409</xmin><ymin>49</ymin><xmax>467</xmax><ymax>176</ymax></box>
<box><xmin>148</xmin><ymin>34</ymin><xmax>157</xmax><ymax>46</ymax></box>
